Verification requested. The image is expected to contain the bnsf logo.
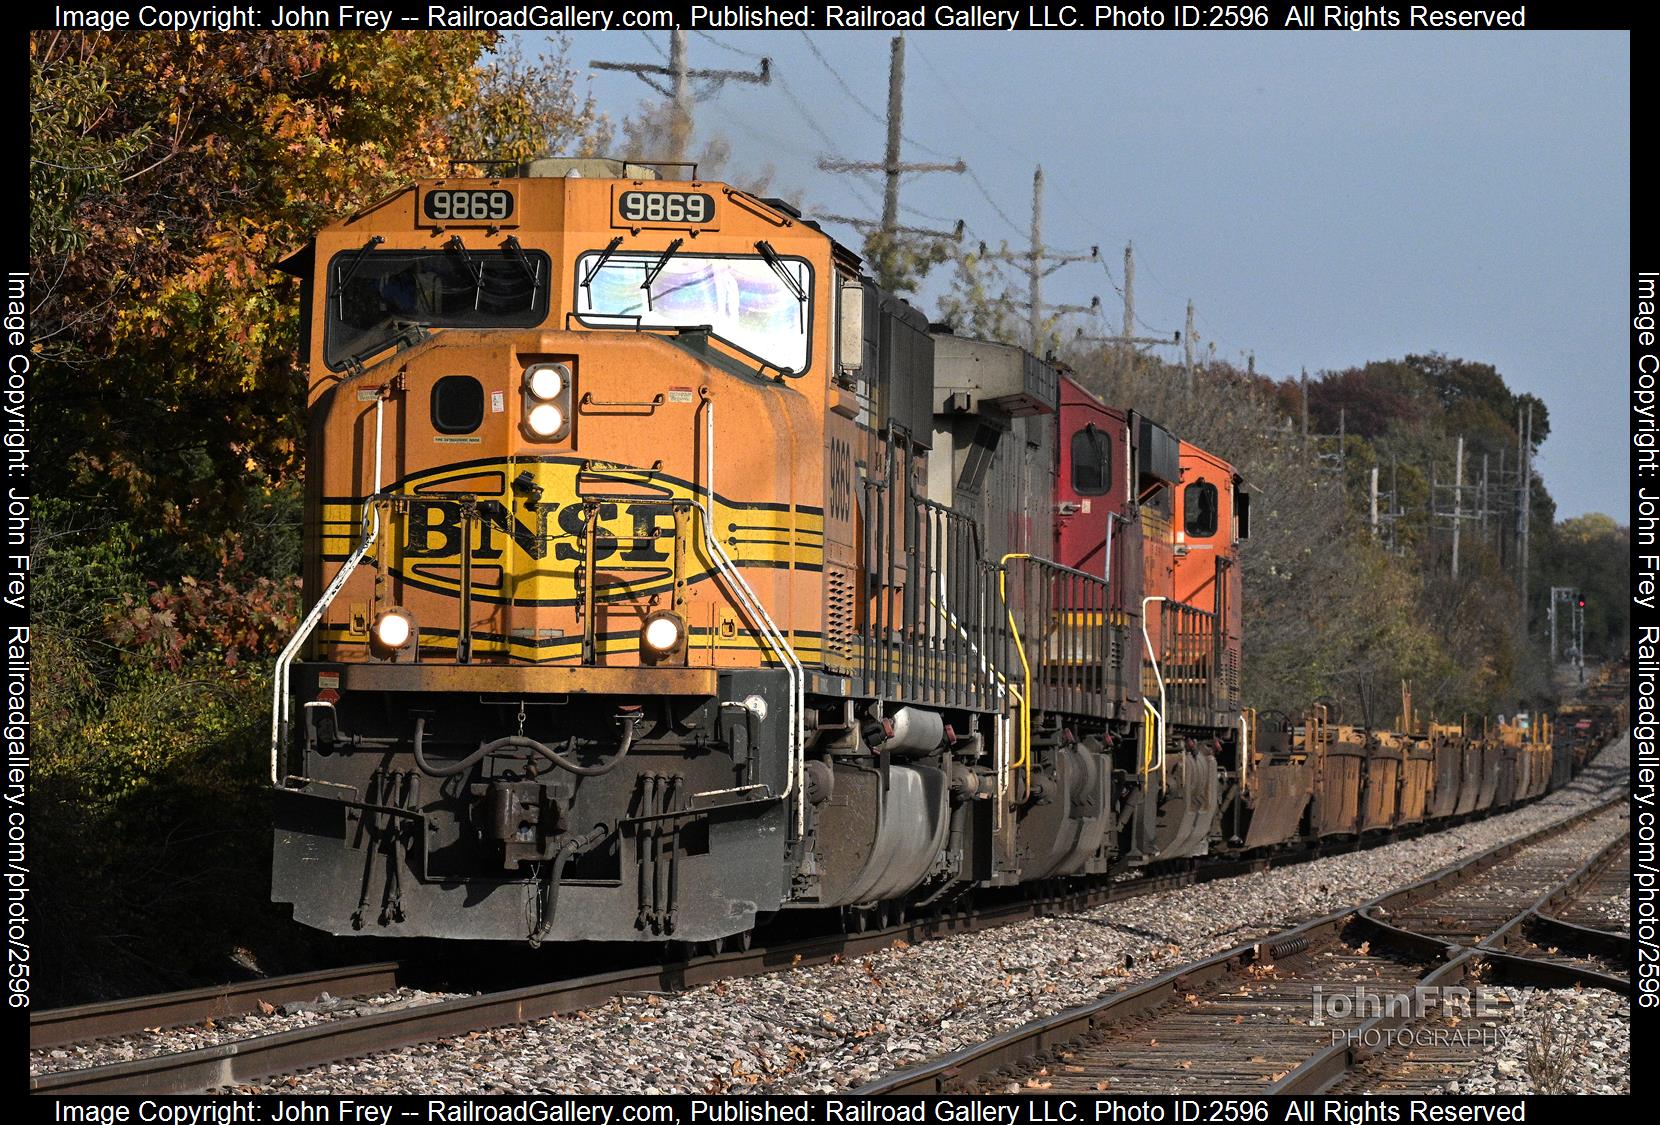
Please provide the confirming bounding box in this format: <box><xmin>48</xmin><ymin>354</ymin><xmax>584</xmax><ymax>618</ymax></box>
<box><xmin>403</xmin><ymin>498</ymin><xmax>676</xmax><ymax>564</ymax></box>
<box><xmin>322</xmin><ymin>459</ymin><xmax>822</xmax><ymax>607</ymax></box>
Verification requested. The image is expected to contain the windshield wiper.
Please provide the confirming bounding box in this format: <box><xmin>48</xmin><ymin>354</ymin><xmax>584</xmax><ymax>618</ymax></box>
<box><xmin>581</xmin><ymin>236</ymin><xmax>624</xmax><ymax>293</ymax></box>
<box><xmin>755</xmin><ymin>240</ymin><xmax>807</xmax><ymax>332</ymax></box>
<box><xmin>445</xmin><ymin>235</ymin><xmax>485</xmax><ymax>311</ymax></box>
<box><xmin>641</xmin><ymin>238</ymin><xmax>684</xmax><ymax>311</ymax></box>
<box><xmin>503</xmin><ymin>235</ymin><xmax>542</xmax><ymax>306</ymax></box>
<box><xmin>332</xmin><ymin>235</ymin><xmax>384</xmax><ymax>318</ymax></box>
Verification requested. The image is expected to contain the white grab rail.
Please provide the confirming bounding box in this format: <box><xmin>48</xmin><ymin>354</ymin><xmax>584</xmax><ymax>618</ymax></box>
<box><xmin>271</xmin><ymin>392</ymin><xmax>387</xmax><ymax>785</ymax></box>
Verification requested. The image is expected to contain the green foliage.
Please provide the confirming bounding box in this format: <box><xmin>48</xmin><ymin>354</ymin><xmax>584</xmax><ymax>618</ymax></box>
<box><xmin>861</xmin><ymin>228</ymin><xmax>956</xmax><ymax>298</ymax></box>
<box><xmin>937</xmin><ymin>244</ymin><xmax>1040</xmax><ymax>349</ymax></box>
<box><xmin>1536</xmin><ymin>513</ymin><xmax>1630</xmax><ymax>660</ymax></box>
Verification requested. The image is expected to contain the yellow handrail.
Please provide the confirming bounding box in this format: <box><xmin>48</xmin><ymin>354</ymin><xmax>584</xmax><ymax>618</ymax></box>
<box><xmin>998</xmin><ymin>553</ymin><xmax>1034</xmax><ymax>798</ymax></box>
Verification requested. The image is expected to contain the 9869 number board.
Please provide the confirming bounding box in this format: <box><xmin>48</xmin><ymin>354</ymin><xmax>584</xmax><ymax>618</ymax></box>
<box><xmin>614</xmin><ymin>189</ymin><xmax>718</xmax><ymax>230</ymax></box>
<box><xmin>420</xmin><ymin>188</ymin><xmax>516</xmax><ymax>226</ymax></box>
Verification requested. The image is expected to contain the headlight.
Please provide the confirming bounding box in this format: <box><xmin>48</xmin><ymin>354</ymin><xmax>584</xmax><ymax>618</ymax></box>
<box><xmin>374</xmin><ymin>610</ymin><xmax>413</xmax><ymax>649</ymax></box>
<box><xmin>527</xmin><ymin>365</ymin><xmax>564</xmax><ymax>401</ymax></box>
<box><xmin>527</xmin><ymin>403</ymin><xmax>564</xmax><ymax>436</ymax></box>
<box><xmin>642</xmin><ymin>612</ymin><xmax>684</xmax><ymax>654</ymax></box>
<box><xmin>521</xmin><ymin>362</ymin><xmax>573</xmax><ymax>441</ymax></box>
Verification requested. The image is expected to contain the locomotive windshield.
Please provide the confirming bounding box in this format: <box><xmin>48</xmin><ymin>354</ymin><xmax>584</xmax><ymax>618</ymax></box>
<box><xmin>324</xmin><ymin>246</ymin><xmax>549</xmax><ymax>369</ymax></box>
<box><xmin>574</xmin><ymin>249</ymin><xmax>811</xmax><ymax>375</ymax></box>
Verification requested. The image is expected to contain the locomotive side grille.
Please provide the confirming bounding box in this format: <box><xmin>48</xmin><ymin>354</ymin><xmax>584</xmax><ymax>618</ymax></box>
<box><xmin>824</xmin><ymin>564</ymin><xmax>857</xmax><ymax>673</ymax></box>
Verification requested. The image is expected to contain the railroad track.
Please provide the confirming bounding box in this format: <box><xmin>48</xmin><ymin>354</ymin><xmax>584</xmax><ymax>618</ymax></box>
<box><xmin>29</xmin><ymin>962</ymin><xmax>405</xmax><ymax>1052</ymax></box>
<box><xmin>1328</xmin><ymin>830</ymin><xmax>1632</xmax><ymax>1095</ymax></box>
<box><xmin>30</xmin><ymin>799</ymin><xmax>1555</xmax><ymax>1098</ymax></box>
<box><xmin>24</xmin><ymin>849</ymin><xmax>1313</xmax><ymax>1094</ymax></box>
<box><xmin>856</xmin><ymin>800</ymin><xmax>1629</xmax><ymax>1096</ymax></box>
<box><xmin>30</xmin><ymin>775</ymin><xmax>1624</xmax><ymax>1095</ymax></box>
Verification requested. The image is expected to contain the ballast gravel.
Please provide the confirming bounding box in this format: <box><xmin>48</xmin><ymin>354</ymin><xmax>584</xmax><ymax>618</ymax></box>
<box><xmin>223</xmin><ymin>736</ymin><xmax>1627</xmax><ymax>1095</ymax></box>
<box><xmin>1439</xmin><ymin>988</ymin><xmax>1630</xmax><ymax>1096</ymax></box>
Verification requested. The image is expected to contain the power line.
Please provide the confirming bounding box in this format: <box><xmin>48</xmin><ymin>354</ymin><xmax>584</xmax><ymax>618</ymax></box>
<box><xmin>692</xmin><ymin>30</ymin><xmax>766</xmax><ymax>60</ymax></box>
<box><xmin>975</xmin><ymin>167</ymin><xmax>1100</xmax><ymax>354</ymax></box>
<box><xmin>815</xmin><ymin>36</ymin><xmax>966</xmax><ymax>291</ymax></box>
<box><xmin>963</xmin><ymin>166</ymin><xmax>1027</xmax><ymax>238</ymax></box>
<box><xmin>799</xmin><ymin>33</ymin><xmax>886</xmax><ymax>127</ymax></box>
<box><xmin>798</xmin><ymin>33</ymin><xmax>959</xmax><ymax>161</ymax></box>
<box><xmin>591</xmin><ymin>31</ymin><xmax>771</xmax><ymax>163</ymax></box>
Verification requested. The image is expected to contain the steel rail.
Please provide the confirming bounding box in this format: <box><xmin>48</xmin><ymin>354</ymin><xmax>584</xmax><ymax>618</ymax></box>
<box><xmin>856</xmin><ymin>797</ymin><xmax>1627</xmax><ymax>1095</ymax></box>
<box><xmin>27</xmin><ymin>816</ymin><xmax>1483</xmax><ymax>1096</ymax></box>
<box><xmin>34</xmin><ymin>765</ymin><xmax>1623</xmax><ymax>1094</ymax></box>
<box><xmin>29</xmin><ymin>963</ymin><xmax>403</xmax><ymax>1051</ymax></box>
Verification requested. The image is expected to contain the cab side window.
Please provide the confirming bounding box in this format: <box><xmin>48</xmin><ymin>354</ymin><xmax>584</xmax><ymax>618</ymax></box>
<box><xmin>1071</xmin><ymin>425</ymin><xmax>1112</xmax><ymax>496</ymax></box>
<box><xmin>1184</xmin><ymin>480</ymin><xmax>1218</xmax><ymax>537</ymax></box>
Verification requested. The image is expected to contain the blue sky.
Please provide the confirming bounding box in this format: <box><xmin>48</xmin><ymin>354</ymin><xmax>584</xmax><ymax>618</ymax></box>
<box><xmin>546</xmin><ymin>30</ymin><xmax>1630</xmax><ymax>519</ymax></box>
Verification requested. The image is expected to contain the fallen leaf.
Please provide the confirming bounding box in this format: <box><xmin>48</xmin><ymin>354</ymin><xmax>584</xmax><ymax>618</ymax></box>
<box><xmin>256</xmin><ymin>1001</ymin><xmax>275</xmax><ymax>1016</ymax></box>
<box><xmin>1095</xmin><ymin>1081</ymin><xmax>1113</xmax><ymax>1091</ymax></box>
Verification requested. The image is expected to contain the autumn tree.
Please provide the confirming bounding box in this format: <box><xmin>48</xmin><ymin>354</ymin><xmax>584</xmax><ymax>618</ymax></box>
<box><xmin>27</xmin><ymin>30</ymin><xmax>609</xmax><ymax>1004</ymax></box>
<box><xmin>30</xmin><ymin>31</ymin><xmax>607</xmax><ymax>571</ymax></box>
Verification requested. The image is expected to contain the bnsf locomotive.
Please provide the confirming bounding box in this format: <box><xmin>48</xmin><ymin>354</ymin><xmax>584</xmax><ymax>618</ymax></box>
<box><xmin>271</xmin><ymin>160</ymin><xmax>1584</xmax><ymax>945</ymax></box>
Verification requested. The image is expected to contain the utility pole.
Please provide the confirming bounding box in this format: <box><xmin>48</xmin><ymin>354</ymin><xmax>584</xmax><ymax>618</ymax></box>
<box><xmin>591</xmin><ymin>31</ymin><xmax>771</xmax><ymax>164</ymax></box>
<box><xmin>1122</xmin><ymin>242</ymin><xmax>1134</xmax><ymax>341</ymax></box>
<box><xmin>1549</xmin><ymin>585</ymin><xmax>1578</xmax><ymax>665</ymax></box>
<box><xmin>1575</xmin><ymin>595</ymin><xmax>1585</xmax><ymax>682</ymax></box>
<box><xmin>818</xmin><ymin>36</ymin><xmax>967</xmax><ymax>287</ymax></box>
<box><xmin>1388</xmin><ymin>455</ymin><xmax>1398</xmax><ymax>552</ymax></box>
<box><xmin>1513</xmin><ymin>404</ymin><xmax>1534</xmax><ymax>627</ymax></box>
<box><xmin>1300</xmin><ymin>369</ymin><xmax>1309</xmax><ymax>442</ymax></box>
<box><xmin>1432</xmin><ymin>435</ymin><xmax>1480</xmax><ymax>577</ymax></box>
<box><xmin>1480</xmin><ymin>453</ymin><xmax>1489</xmax><ymax>536</ymax></box>
<box><xmin>983</xmin><ymin>167</ymin><xmax>1099</xmax><ymax>354</ymax></box>
<box><xmin>1078</xmin><ymin>242</ymin><xmax>1181</xmax><ymax>359</ymax></box>
<box><xmin>1451</xmin><ymin>435</ymin><xmax>1464</xmax><ymax>578</ymax></box>
<box><xmin>1370</xmin><ymin>466</ymin><xmax>1380</xmax><ymax>535</ymax></box>
<box><xmin>1521</xmin><ymin>403</ymin><xmax>1533</xmax><ymax>610</ymax></box>
<box><xmin>1184</xmin><ymin>300</ymin><xmax>1197</xmax><ymax>388</ymax></box>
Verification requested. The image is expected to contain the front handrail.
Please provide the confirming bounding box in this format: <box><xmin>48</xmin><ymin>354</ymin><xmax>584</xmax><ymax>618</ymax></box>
<box><xmin>997</xmin><ymin>554</ymin><xmax>1036</xmax><ymax>800</ymax></box>
<box><xmin>271</xmin><ymin>389</ymin><xmax>391</xmax><ymax>785</ymax></box>
<box><xmin>1141</xmin><ymin>595</ymin><xmax>1168</xmax><ymax>790</ymax></box>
